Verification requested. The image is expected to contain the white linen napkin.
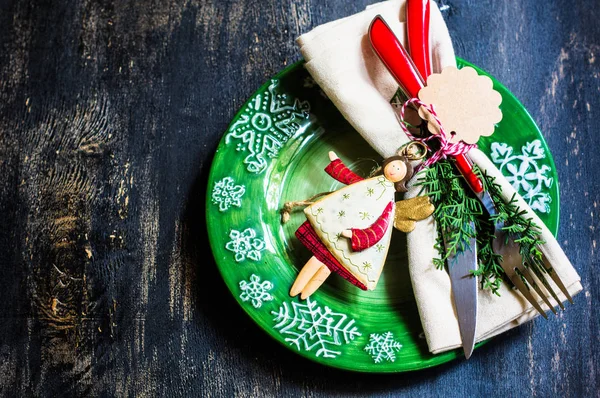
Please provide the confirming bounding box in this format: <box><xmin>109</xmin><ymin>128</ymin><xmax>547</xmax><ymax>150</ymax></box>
<box><xmin>297</xmin><ymin>0</ymin><xmax>583</xmax><ymax>354</ymax></box>
<box><xmin>297</xmin><ymin>0</ymin><xmax>455</xmax><ymax>158</ymax></box>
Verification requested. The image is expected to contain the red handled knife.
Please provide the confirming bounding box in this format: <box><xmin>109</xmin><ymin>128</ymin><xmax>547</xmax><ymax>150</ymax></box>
<box><xmin>369</xmin><ymin>12</ymin><xmax>479</xmax><ymax>359</ymax></box>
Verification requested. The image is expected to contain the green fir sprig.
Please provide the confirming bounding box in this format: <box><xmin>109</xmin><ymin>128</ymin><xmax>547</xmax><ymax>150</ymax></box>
<box><xmin>417</xmin><ymin>159</ymin><xmax>546</xmax><ymax>295</ymax></box>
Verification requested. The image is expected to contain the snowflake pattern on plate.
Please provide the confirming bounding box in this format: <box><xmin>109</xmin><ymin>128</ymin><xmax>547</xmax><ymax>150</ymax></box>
<box><xmin>490</xmin><ymin>139</ymin><xmax>553</xmax><ymax>213</ymax></box>
<box><xmin>364</xmin><ymin>332</ymin><xmax>403</xmax><ymax>363</ymax></box>
<box><xmin>225</xmin><ymin>79</ymin><xmax>311</xmax><ymax>174</ymax></box>
<box><xmin>271</xmin><ymin>298</ymin><xmax>361</xmax><ymax>359</ymax></box>
<box><xmin>225</xmin><ymin>228</ymin><xmax>266</xmax><ymax>263</ymax></box>
<box><xmin>211</xmin><ymin>177</ymin><xmax>246</xmax><ymax>212</ymax></box>
<box><xmin>239</xmin><ymin>274</ymin><xmax>274</xmax><ymax>308</ymax></box>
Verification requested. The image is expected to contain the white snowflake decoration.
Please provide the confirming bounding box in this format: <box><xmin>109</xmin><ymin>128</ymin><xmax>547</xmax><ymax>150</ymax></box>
<box><xmin>226</xmin><ymin>79</ymin><xmax>310</xmax><ymax>174</ymax></box>
<box><xmin>490</xmin><ymin>139</ymin><xmax>553</xmax><ymax>213</ymax></box>
<box><xmin>211</xmin><ymin>177</ymin><xmax>246</xmax><ymax>212</ymax></box>
<box><xmin>364</xmin><ymin>332</ymin><xmax>403</xmax><ymax>363</ymax></box>
<box><xmin>239</xmin><ymin>274</ymin><xmax>274</xmax><ymax>308</ymax></box>
<box><xmin>225</xmin><ymin>228</ymin><xmax>266</xmax><ymax>263</ymax></box>
<box><xmin>271</xmin><ymin>298</ymin><xmax>361</xmax><ymax>359</ymax></box>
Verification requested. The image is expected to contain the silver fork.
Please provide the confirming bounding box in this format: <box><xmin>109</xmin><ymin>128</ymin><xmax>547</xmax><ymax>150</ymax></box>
<box><xmin>477</xmin><ymin>184</ymin><xmax>574</xmax><ymax>317</ymax></box>
<box><xmin>492</xmin><ymin>223</ymin><xmax>574</xmax><ymax>318</ymax></box>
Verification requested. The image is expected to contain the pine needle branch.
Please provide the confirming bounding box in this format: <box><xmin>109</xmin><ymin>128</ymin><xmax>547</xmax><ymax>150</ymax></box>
<box><xmin>416</xmin><ymin>159</ymin><xmax>546</xmax><ymax>295</ymax></box>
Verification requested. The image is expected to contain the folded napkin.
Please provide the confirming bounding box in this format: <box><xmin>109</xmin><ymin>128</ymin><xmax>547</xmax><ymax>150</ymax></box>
<box><xmin>298</xmin><ymin>0</ymin><xmax>455</xmax><ymax>158</ymax></box>
<box><xmin>297</xmin><ymin>0</ymin><xmax>583</xmax><ymax>354</ymax></box>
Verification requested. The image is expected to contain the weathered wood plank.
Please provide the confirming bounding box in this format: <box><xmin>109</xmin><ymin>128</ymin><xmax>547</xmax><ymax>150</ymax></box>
<box><xmin>0</xmin><ymin>0</ymin><xmax>597</xmax><ymax>396</ymax></box>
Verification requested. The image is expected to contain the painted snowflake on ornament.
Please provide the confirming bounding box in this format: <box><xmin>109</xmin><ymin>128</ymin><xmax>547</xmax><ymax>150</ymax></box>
<box><xmin>211</xmin><ymin>177</ymin><xmax>245</xmax><ymax>212</ymax></box>
<box><xmin>490</xmin><ymin>139</ymin><xmax>553</xmax><ymax>213</ymax></box>
<box><xmin>271</xmin><ymin>298</ymin><xmax>361</xmax><ymax>359</ymax></box>
<box><xmin>225</xmin><ymin>228</ymin><xmax>266</xmax><ymax>263</ymax></box>
<box><xmin>364</xmin><ymin>332</ymin><xmax>403</xmax><ymax>363</ymax></box>
<box><xmin>239</xmin><ymin>274</ymin><xmax>274</xmax><ymax>308</ymax></box>
<box><xmin>225</xmin><ymin>79</ymin><xmax>311</xmax><ymax>174</ymax></box>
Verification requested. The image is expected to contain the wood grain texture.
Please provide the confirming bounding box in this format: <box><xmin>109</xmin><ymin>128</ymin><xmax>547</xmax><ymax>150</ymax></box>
<box><xmin>0</xmin><ymin>0</ymin><xmax>597</xmax><ymax>396</ymax></box>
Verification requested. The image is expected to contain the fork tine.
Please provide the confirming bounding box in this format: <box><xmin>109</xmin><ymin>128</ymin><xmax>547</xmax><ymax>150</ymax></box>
<box><xmin>508</xmin><ymin>269</ymin><xmax>548</xmax><ymax>319</ymax></box>
<box><xmin>527</xmin><ymin>260</ymin><xmax>565</xmax><ymax>310</ymax></box>
<box><xmin>540</xmin><ymin>253</ymin><xmax>574</xmax><ymax>304</ymax></box>
<box><xmin>514</xmin><ymin>262</ymin><xmax>558</xmax><ymax>314</ymax></box>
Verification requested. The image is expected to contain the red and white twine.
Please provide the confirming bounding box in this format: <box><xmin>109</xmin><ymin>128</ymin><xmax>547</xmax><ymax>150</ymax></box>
<box><xmin>398</xmin><ymin>98</ymin><xmax>477</xmax><ymax>168</ymax></box>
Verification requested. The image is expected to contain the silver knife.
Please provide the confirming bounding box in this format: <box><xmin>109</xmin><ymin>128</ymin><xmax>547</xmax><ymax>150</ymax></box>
<box><xmin>369</xmin><ymin>14</ymin><xmax>480</xmax><ymax>359</ymax></box>
<box><xmin>444</xmin><ymin>226</ymin><xmax>478</xmax><ymax>359</ymax></box>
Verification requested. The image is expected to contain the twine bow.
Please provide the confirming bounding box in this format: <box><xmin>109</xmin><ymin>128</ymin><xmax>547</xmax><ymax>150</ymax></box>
<box><xmin>398</xmin><ymin>98</ymin><xmax>477</xmax><ymax>169</ymax></box>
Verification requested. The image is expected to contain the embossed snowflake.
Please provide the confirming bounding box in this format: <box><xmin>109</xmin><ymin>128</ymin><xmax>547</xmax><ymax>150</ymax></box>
<box><xmin>490</xmin><ymin>140</ymin><xmax>553</xmax><ymax>213</ymax></box>
<box><xmin>211</xmin><ymin>177</ymin><xmax>246</xmax><ymax>212</ymax></box>
<box><xmin>364</xmin><ymin>332</ymin><xmax>403</xmax><ymax>363</ymax></box>
<box><xmin>226</xmin><ymin>79</ymin><xmax>310</xmax><ymax>174</ymax></box>
<box><xmin>271</xmin><ymin>298</ymin><xmax>361</xmax><ymax>359</ymax></box>
<box><xmin>225</xmin><ymin>228</ymin><xmax>266</xmax><ymax>263</ymax></box>
<box><xmin>239</xmin><ymin>274</ymin><xmax>274</xmax><ymax>308</ymax></box>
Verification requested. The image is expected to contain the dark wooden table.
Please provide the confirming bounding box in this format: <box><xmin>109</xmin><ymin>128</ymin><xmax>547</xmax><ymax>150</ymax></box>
<box><xmin>0</xmin><ymin>0</ymin><xmax>597</xmax><ymax>396</ymax></box>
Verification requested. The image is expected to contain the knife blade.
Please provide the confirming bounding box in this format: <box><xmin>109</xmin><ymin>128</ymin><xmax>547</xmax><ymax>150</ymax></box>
<box><xmin>444</xmin><ymin>227</ymin><xmax>478</xmax><ymax>358</ymax></box>
<box><xmin>369</xmin><ymin>13</ymin><xmax>480</xmax><ymax>358</ymax></box>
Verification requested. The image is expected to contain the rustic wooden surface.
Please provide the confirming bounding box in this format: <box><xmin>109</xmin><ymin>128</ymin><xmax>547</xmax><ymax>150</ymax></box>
<box><xmin>0</xmin><ymin>0</ymin><xmax>597</xmax><ymax>396</ymax></box>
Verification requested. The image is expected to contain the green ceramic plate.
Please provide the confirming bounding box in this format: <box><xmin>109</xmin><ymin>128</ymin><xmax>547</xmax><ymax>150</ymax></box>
<box><xmin>206</xmin><ymin>59</ymin><xmax>559</xmax><ymax>372</ymax></box>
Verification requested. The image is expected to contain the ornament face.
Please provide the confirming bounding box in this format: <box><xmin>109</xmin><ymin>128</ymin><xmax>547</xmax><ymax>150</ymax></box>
<box><xmin>383</xmin><ymin>160</ymin><xmax>407</xmax><ymax>183</ymax></box>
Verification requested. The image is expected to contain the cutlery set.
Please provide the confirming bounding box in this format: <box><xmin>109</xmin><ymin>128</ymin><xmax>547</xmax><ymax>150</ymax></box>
<box><xmin>368</xmin><ymin>0</ymin><xmax>573</xmax><ymax>358</ymax></box>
